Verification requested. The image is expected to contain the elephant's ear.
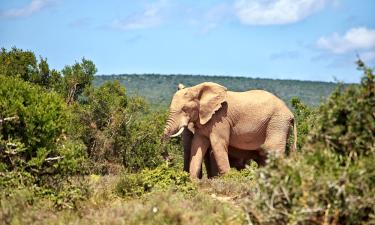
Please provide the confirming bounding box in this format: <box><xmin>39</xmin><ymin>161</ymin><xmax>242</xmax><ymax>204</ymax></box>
<box><xmin>196</xmin><ymin>82</ymin><xmax>227</xmax><ymax>125</ymax></box>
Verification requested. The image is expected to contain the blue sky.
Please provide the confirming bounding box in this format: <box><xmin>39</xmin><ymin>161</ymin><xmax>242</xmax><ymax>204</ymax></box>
<box><xmin>1</xmin><ymin>0</ymin><xmax>374</xmax><ymax>83</ymax></box>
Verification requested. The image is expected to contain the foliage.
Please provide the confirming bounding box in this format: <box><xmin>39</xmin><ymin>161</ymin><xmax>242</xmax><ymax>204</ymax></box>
<box><xmin>122</xmin><ymin>110</ymin><xmax>182</xmax><ymax>171</ymax></box>
<box><xmin>0</xmin><ymin>47</ymin><xmax>62</xmax><ymax>90</ymax></box>
<box><xmin>116</xmin><ymin>163</ymin><xmax>196</xmax><ymax>197</ymax></box>
<box><xmin>240</xmin><ymin>60</ymin><xmax>375</xmax><ymax>224</ymax></box>
<box><xmin>62</xmin><ymin>58</ymin><xmax>97</xmax><ymax>105</ymax></box>
<box><xmin>71</xmin><ymin>80</ymin><xmax>179</xmax><ymax>172</ymax></box>
<box><xmin>0</xmin><ymin>76</ymin><xmax>83</xmax><ymax>175</ymax></box>
<box><xmin>74</xmin><ymin>80</ymin><xmax>182</xmax><ymax>172</ymax></box>
<box><xmin>308</xmin><ymin>59</ymin><xmax>375</xmax><ymax>157</ymax></box>
<box><xmin>290</xmin><ymin>97</ymin><xmax>315</xmax><ymax>150</ymax></box>
<box><xmin>243</xmin><ymin>150</ymin><xmax>375</xmax><ymax>224</ymax></box>
<box><xmin>74</xmin><ymin>80</ymin><xmax>131</xmax><ymax>163</ymax></box>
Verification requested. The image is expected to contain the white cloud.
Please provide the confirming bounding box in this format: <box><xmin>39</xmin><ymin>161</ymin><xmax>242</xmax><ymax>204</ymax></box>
<box><xmin>317</xmin><ymin>27</ymin><xmax>375</xmax><ymax>54</ymax></box>
<box><xmin>112</xmin><ymin>0</ymin><xmax>167</xmax><ymax>30</ymax></box>
<box><xmin>234</xmin><ymin>0</ymin><xmax>328</xmax><ymax>25</ymax></box>
<box><xmin>0</xmin><ymin>0</ymin><xmax>53</xmax><ymax>18</ymax></box>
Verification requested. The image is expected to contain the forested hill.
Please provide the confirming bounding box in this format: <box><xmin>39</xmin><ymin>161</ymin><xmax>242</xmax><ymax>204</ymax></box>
<box><xmin>94</xmin><ymin>74</ymin><xmax>340</xmax><ymax>107</ymax></box>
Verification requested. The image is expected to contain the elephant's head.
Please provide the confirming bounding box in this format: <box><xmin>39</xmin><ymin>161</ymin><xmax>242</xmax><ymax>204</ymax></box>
<box><xmin>162</xmin><ymin>82</ymin><xmax>227</xmax><ymax>141</ymax></box>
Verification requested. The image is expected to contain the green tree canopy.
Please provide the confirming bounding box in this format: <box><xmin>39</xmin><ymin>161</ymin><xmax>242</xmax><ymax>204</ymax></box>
<box><xmin>62</xmin><ymin>58</ymin><xmax>97</xmax><ymax>105</ymax></box>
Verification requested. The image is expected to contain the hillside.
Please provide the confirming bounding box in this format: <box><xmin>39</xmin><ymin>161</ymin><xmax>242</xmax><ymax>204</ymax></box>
<box><xmin>94</xmin><ymin>74</ymin><xmax>341</xmax><ymax>106</ymax></box>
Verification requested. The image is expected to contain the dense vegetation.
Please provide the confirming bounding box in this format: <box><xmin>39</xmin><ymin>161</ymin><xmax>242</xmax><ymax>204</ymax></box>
<box><xmin>1</xmin><ymin>47</ymin><xmax>374</xmax><ymax>225</ymax></box>
<box><xmin>94</xmin><ymin>74</ymin><xmax>341</xmax><ymax>107</ymax></box>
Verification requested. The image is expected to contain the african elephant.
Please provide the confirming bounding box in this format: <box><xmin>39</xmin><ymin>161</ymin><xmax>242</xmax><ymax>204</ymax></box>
<box><xmin>162</xmin><ymin>82</ymin><xmax>297</xmax><ymax>179</ymax></box>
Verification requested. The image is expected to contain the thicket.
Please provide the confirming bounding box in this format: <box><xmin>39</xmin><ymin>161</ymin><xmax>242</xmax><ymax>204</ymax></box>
<box><xmin>0</xmin><ymin>47</ymin><xmax>180</xmax><ymax>205</ymax></box>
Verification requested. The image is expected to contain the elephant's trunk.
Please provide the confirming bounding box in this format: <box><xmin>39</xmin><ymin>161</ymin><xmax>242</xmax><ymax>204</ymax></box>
<box><xmin>162</xmin><ymin>114</ymin><xmax>181</xmax><ymax>142</ymax></box>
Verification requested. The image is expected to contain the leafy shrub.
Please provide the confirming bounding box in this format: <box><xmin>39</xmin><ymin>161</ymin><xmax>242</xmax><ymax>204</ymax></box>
<box><xmin>245</xmin><ymin>150</ymin><xmax>374</xmax><ymax>224</ymax></box>
<box><xmin>0</xmin><ymin>75</ymin><xmax>88</xmax><ymax>178</ymax></box>
<box><xmin>0</xmin><ymin>76</ymin><xmax>66</xmax><ymax>172</ymax></box>
<box><xmin>307</xmin><ymin>60</ymin><xmax>374</xmax><ymax>157</ymax></box>
<box><xmin>61</xmin><ymin>58</ymin><xmax>97</xmax><ymax>105</ymax></box>
<box><xmin>73</xmin><ymin>80</ymin><xmax>181</xmax><ymax>172</ymax></box>
<box><xmin>122</xmin><ymin>110</ymin><xmax>182</xmax><ymax>171</ymax></box>
<box><xmin>290</xmin><ymin>97</ymin><xmax>315</xmax><ymax>150</ymax></box>
<box><xmin>115</xmin><ymin>163</ymin><xmax>196</xmax><ymax>197</ymax></box>
<box><xmin>75</xmin><ymin>80</ymin><xmax>131</xmax><ymax>163</ymax></box>
<box><xmin>241</xmin><ymin>61</ymin><xmax>375</xmax><ymax>224</ymax></box>
<box><xmin>0</xmin><ymin>47</ymin><xmax>62</xmax><ymax>90</ymax></box>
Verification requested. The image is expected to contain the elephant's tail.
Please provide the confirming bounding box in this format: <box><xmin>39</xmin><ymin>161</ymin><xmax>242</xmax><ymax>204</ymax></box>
<box><xmin>291</xmin><ymin>118</ymin><xmax>298</xmax><ymax>153</ymax></box>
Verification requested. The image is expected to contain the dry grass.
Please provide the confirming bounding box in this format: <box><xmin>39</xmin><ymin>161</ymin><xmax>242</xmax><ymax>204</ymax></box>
<box><xmin>1</xmin><ymin>173</ymin><xmax>249</xmax><ymax>225</ymax></box>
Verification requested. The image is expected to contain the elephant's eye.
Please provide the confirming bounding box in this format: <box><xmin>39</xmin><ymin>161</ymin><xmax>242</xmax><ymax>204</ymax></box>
<box><xmin>182</xmin><ymin>105</ymin><xmax>190</xmax><ymax>112</ymax></box>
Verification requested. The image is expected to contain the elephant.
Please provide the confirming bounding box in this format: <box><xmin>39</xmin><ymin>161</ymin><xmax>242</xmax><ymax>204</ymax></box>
<box><xmin>162</xmin><ymin>82</ymin><xmax>297</xmax><ymax>179</ymax></box>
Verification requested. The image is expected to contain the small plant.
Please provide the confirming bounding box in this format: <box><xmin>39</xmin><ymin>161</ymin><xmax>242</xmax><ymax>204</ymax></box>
<box><xmin>115</xmin><ymin>163</ymin><xmax>196</xmax><ymax>197</ymax></box>
<box><xmin>290</xmin><ymin>97</ymin><xmax>315</xmax><ymax>150</ymax></box>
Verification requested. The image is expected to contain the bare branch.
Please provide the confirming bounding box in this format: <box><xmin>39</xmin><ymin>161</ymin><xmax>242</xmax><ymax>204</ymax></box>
<box><xmin>0</xmin><ymin>116</ymin><xmax>18</xmax><ymax>123</ymax></box>
<box><xmin>45</xmin><ymin>156</ymin><xmax>64</xmax><ymax>162</ymax></box>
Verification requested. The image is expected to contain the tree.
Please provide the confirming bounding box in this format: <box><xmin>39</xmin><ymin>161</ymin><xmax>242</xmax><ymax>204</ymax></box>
<box><xmin>62</xmin><ymin>58</ymin><xmax>97</xmax><ymax>105</ymax></box>
<box><xmin>0</xmin><ymin>47</ymin><xmax>38</xmax><ymax>82</ymax></box>
<box><xmin>0</xmin><ymin>47</ymin><xmax>63</xmax><ymax>90</ymax></box>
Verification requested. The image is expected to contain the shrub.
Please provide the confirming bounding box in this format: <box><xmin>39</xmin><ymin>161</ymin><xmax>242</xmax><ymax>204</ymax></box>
<box><xmin>74</xmin><ymin>80</ymin><xmax>181</xmax><ymax>172</ymax></box>
<box><xmin>0</xmin><ymin>75</ymin><xmax>87</xmax><ymax>177</ymax></box>
<box><xmin>290</xmin><ymin>97</ymin><xmax>315</xmax><ymax>150</ymax></box>
<box><xmin>0</xmin><ymin>76</ymin><xmax>63</xmax><ymax>172</ymax></box>
<box><xmin>245</xmin><ymin>150</ymin><xmax>375</xmax><ymax>224</ymax></box>
<box><xmin>307</xmin><ymin>60</ymin><xmax>374</xmax><ymax>157</ymax></box>
<box><xmin>61</xmin><ymin>58</ymin><xmax>97</xmax><ymax>105</ymax></box>
<box><xmin>0</xmin><ymin>47</ymin><xmax>63</xmax><ymax>90</ymax></box>
<box><xmin>122</xmin><ymin>110</ymin><xmax>182</xmax><ymax>171</ymax></box>
<box><xmin>240</xmin><ymin>60</ymin><xmax>375</xmax><ymax>224</ymax></box>
<box><xmin>115</xmin><ymin>163</ymin><xmax>196</xmax><ymax>197</ymax></box>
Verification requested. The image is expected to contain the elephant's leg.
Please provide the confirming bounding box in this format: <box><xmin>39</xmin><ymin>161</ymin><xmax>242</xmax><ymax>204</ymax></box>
<box><xmin>204</xmin><ymin>148</ymin><xmax>219</xmax><ymax>178</ymax></box>
<box><xmin>190</xmin><ymin>134</ymin><xmax>210</xmax><ymax>179</ymax></box>
<box><xmin>262</xmin><ymin>116</ymin><xmax>290</xmax><ymax>157</ymax></box>
<box><xmin>251</xmin><ymin>149</ymin><xmax>267</xmax><ymax>166</ymax></box>
<box><xmin>182</xmin><ymin>129</ymin><xmax>194</xmax><ymax>173</ymax></box>
<box><xmin>210</xmin><ymin>133</ymin><xmax>230</xmax><ymax>175</ymax></box>
<box><xmin>229</xmin><ymin>156</ymin><xmax>246</xmax><ymax>170</ymax></box>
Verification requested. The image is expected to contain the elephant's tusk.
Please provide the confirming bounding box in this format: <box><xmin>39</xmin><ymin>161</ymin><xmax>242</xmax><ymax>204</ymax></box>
<box><xmin>170</xmin><ymin>127</ymin><xmax>185</xmax><ymax>137</ymax></box>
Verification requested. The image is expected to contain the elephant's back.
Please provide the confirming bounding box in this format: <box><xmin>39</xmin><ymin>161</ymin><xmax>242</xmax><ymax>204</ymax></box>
<box><xmin>227</xmin><ymin>90</ymin><xmax>293</xmax><ymax>117</ymax></box>
<box><xmin>228</xmin><ymin>89</ymin><xmax>285</xmax><ymax>106</ymax></box>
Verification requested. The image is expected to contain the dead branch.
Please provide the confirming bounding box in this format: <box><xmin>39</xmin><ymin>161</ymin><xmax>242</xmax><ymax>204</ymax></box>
<box><xmin>0</xmin><ymin>116</ymin><xmax>18</xmax><ymax>123</ymax></box>
<box><xmin>45</xmin><ymin>156</ymin><xmax>64</xmax><ymax>162</ymax></box>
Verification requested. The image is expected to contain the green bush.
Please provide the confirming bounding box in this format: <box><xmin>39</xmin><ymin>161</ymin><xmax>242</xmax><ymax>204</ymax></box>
<box><xmin>122</xmin><ymin>110</ymin><xmax>181</xmax><ymax>171</ymax></box>
<box><xmin>290</xmin><ymin>97</ymin><xmax>315</xmax><ymax>150</ymax></box>
<box><xmin>241</xmin><ymin>60</ymin><xmax>375</xmax><ymax>224</ymax></box>
<box><xmin>0</xmin><ymin>47</ymin><xmax>63</xmax><ymax>90</ymax></box>
<box><xmin>308</xmin><ymin>60</ymin><xmax>374</xmax><ymax>157</ymax></box>
<box><xmin>0</xmin><ymin>76</ymin><xmax>63</xmax><ymax>171</ymax></box>
<box><xmin>0</xmin><ymin>75</ymin><xmax>87</xmax><ymax>176</ymax></box>
<box><xmin>245</xmin><ymin>150</ymin><xmax>374</xmax><ymax>224</ymax></box>
<box><xmin>116</xmin><ymin>163</ymin><xmax>196</xmax><ymax>197</ymax></box>
<box><xmin>73</xmin><ymin>80</ymin><xmax>181</xmax><ymax>172</ymax></box>
<box><xmin>62</xmin><ymin>58</ymin><xmax>97</xmax><ymax>105</ymax></box>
